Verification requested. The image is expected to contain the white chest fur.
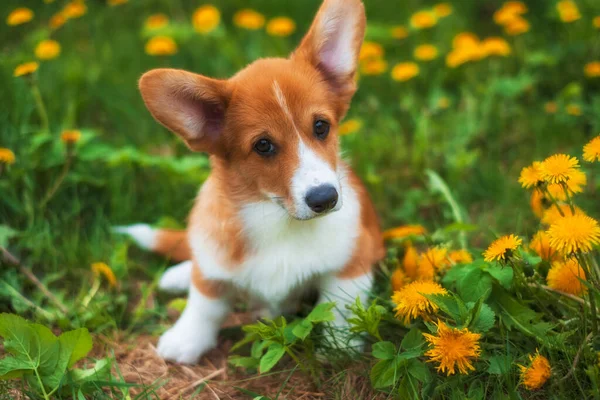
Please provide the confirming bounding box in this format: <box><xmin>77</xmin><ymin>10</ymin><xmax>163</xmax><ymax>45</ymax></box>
<box><xmin>190</xmin><ymin>177</ymin><xmax>361</xmax><ymax>303</ymax></box>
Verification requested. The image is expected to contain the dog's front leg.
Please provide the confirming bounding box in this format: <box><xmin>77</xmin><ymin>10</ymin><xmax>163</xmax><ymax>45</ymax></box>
<box><xmin>319</xmin><ymin>268</ymin><xmax>373</xmax><ymax>351</ymax></box>
<box><xmin>157</xmin><ymin>262</ymin><xmax>229</xmax><ymax>364</ymax></box>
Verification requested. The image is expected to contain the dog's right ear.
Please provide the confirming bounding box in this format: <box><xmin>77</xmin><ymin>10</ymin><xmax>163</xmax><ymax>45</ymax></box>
<box><xmin>139</xmin><ymin>69</ymin><xmax>230</xmax><ymax>154</ymax></box>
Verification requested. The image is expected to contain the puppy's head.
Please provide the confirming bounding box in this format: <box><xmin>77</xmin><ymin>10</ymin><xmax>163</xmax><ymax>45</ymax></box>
<box><xmin>139</xmin><ymin>0</ymin><xmax>365</xmax><ymax>220</ymax></box>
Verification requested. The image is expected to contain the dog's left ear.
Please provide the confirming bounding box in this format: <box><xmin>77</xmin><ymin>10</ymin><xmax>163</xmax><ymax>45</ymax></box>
<box><xmin>292</xmin><ymin>0</ymin><xmax>366</xmax><ymax>115</ymax></box>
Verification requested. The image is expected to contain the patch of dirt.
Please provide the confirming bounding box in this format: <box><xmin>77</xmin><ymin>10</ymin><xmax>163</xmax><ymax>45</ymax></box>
<box><xmin>94</xmin><ymin>311</ymin><xmax>380</xmax><ymax>400</ymax></box>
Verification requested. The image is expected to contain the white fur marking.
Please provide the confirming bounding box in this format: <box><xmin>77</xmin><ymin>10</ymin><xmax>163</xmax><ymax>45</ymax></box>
<box><xmin>190</xmin><ymin>168</ymin><xmax>359</xmax><ymax>304</ymax></box>
<box><xmin>113</xmin><ymin>224</ymin><xmax>157</xmax><ymax>250</ymax></box>
<box><xmin>272</xmin><ymin>80</ymin><xmax>301</xmax><ymax>138</ymax></box>
<box><xmin>291</xmin><ymin>141</ymin><xmax>341</xmax><ymax>220</ymax></box>
<box><xmin>159</xmin><ymin>260</ymin><xmax>193</xmax><ymax>293</ymax></box>
<box><xmin>156</xmin><ymin>284</ymin><xmax>229</xmax><ymax>364</ymax></box>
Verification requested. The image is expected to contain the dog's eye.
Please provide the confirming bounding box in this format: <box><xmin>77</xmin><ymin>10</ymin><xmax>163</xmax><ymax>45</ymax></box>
<box><xmin>314</xmin><ymin>120</ymin><xmax>330</xmax><ymax>140</ymax></box>
<box><xmin>254</xmin><ymin>138</ymin><xmax>276</xmax><ymax>156</ymax></box>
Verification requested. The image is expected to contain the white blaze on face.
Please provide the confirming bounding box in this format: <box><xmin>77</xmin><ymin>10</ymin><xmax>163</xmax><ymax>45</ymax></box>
<box><xmin>292</xmin><ymin>140</ymin><xmax>341</xmax><ymax>219</ymax></box>
<box><xmin>272</xmin><ymin>80</ymin><xmax>341</xmax><ymax>219</ymax></box>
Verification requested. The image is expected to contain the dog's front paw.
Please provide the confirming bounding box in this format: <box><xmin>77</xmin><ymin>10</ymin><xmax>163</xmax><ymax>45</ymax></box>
<box><xmin>156</xmin><ymin>325</ymin><xmax>217</xmax><ymax>364</ymax></box>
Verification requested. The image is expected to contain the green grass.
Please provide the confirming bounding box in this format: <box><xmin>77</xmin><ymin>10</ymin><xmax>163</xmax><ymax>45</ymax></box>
<box><xmin>2</xmin><ymin>0</ymin><xmax>600</xmax><ymax>398</ymax></box>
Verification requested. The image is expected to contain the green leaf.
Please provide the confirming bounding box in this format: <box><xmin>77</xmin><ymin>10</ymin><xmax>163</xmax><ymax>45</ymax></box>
<box><xmin>423</xmin><ymin>293</ymin><xmax>468</xmax><ymax>323</ymax></box>
<box><xmin>370</xmin><ymin>358</ymin><xmax>401</xmax><ymax>389</ymax></box>
<box><xmin>305</xmin><ymin>303</ymin><xmax>335</xmax><ymax>323</ymax></box>
<box><xmin>251</xmin><ymin>340</ymin><xmax>268</xmax><ymax>359</ymax></box>
<box><xmin>291</xmin><ymin>319</ymin><xmax>313</xmax><ymax>341</ymax></box>
<box><xmin>484</xmin><ymin>264</ymin><xmax>513</xmax><ymax>289</ymax></box>
<box><xmin>401</xmin><ymin>328</ymin><xmax>424</xmax><ymax>350</ymax></box>
<box><xmin>0</xmin><ymin>357</ymin><xmax>33</xmax><ymax>380</ymax></box>
<box><xmin>407</xmin><ymin>359</ymin><xmax>431</xmax><ymax>383</ymax></box>
<box><xmin>372</xmin><ymin>341</ymin><xmax>396</xmax><ymax>360</ymax></box>
<box><xmin>229</xmin><ymin>356</ymin><xmax>260</xmax><ymax>370</ymax></box>
<box><xmin>259</xmin><ymin>343</ymin><xmax>285</xmax><ymax>373</ymax></box>
<box><xmin>0</xmin><ymin>314</ymin><xmax>41</xmax><ymax>369</ymax></box>
<box><xmin>458</xmin><ymin>268</ymin><xmax>492</xmax><ymax>303</ymax></box>
<box><xmin>470</xmin><ymin>303</ymin><xmax>496</xmax><ymax>333</ymax></box>
<box><xmin>167</xmin><ymin>298</ymin><xmax>187</xmax><ymax>313</ymax></box>
<box><xmin>69</xmin><ymin>358</ymin><xmax>111</xmax><ymax>384</ymax></box>
<box><xmin>397</xmin><ymin>348</ymin><xmax>422</xmax><ymax>361</ymax></box>
<box><xmin>487</xmin><ymin>355</ymin><xmax>512</xmax><ymax>375</ymax></box>
<box><xmin>58</xmin><ymin>328</ymin><xmax>93</xmax><ymax>369</ymax></box>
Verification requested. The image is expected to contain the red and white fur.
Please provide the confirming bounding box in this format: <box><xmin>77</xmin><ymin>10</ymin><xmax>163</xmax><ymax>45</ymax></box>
<box><xmin>117</xmin><ymin>0</ymin><xmax>384</xmax><ymax>364</ymax></box>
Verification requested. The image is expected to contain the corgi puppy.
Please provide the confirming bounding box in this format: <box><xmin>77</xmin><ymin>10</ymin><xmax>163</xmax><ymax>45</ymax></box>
<box><xmin>118</xmin><ymin>0</ymin><xmax>384</xmax><ymax>364</ymax></box>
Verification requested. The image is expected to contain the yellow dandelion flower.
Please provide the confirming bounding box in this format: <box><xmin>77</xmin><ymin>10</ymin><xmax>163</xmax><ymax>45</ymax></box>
<box><xmin>13</xmin><ymin>62</ymin><xmax>39</xmax><ymax>77</ymax></box>
<box><xmin>548</xmin><ymin>213</ymin><xmax>600</xmax><ymax>254</ymax></box>
<box><xmin>541</xmin><ymin>204</ymin><xmax>583</xmax><ymax>226</ymax></box>
<box><xmin>493</xmin><ymin>2</ymin><xmax>527</xmax><ymax>25</ymax></box>
<box><xmin>557</xmin><ymin>0</ymin><xmax>580</xmax><ymax>23</ymax></box>
<box><xmin>7</xmin><ymin>7</ymin><xmax>33</xmax><ymax>26</ymax></box>
<box><xmin>0</xmin><ymin>148</ymin><xmax>16</xmax><ymax>165</ymax></box>
<box><xmin>594</xmin><ymin>16</ymin><xmax>600</xmax><ymax>29</ymax></box>
<box><xmin>410</xmin><ymin>10</ymin><xmax>438</xmax><ymax>29</ymax></box>
<box><xmin>266</xmin><ymin>17</ymin><xmax>295</xmax><ymax>37</ymax></box>
<box><xmin>585</xmin><ymin>62</ymin><xmax>600</xmax><ymax>78</ymax></box>
<box><xmin>360</xmin><ymin>59</ymin><xmax>387</xmax><ymax>76</ymax></box>
<box><xmin>414</xmin><ymin>44</ymin><xmax>438</xmax><ymax>61</ymax></box>
<box><xmin>193</xmin><ymin>5</ymin><xmax>220</xmax><ymax>34</ymax></box>
<box><xmin>530</xmin><ymin>231</ymin><xmax>558</xmax><ymax>261</ymax></box>
<box><xmin>437</xmin><ymin>97</ymin><xmax>450</xmax><ymax>109</ymax></box>
<box><xmin>35</xmin><ymin>40</ymin><xmax>61</xmax><ymax>60</ymax></box>
<box><xmin>145</xmin><ymin>14</ymin><xmax>169</xmax><ymax>31</ymax></box>
<box><xmin>383</xmin><ymin>225</ymin><xmax>427</xmax><ymax>240</ymax></box>
<box><xmin>504</xmin><ymin>16</ymin><xmax>530</xmax><ymax>35</ymax></box>
<box><xmin>452</xmin><ymin>32</ymin><xmax>479</xmax><ymax>49</ymax></box>
<box><xmin>449</xmin><ymin>249</ymin><xmax>473</xmax><ymax>264</ymax></box>
<box><xmin>544</xmin><ymin>101</ymin><xmax>558</xmax><ymax>114</ymax></box>
<box><xmin>423</xmin><ymin>321</ymin><xmax>481</xmax><ymax>375</ymax></box>
<box><xmin>390</xmin><ymin>25</ymin><xmax>408</xmax><ymax>39</ymax></box>
<box><xmin>519</xmin><ymin>352</ymin><xmax>551</xmax><ymax>390</ymax></box>
<box><xmin>392</xmin><ymin>281</ymin><xmax>447</xmax><ymax>324</ymax></box>
<box><xmin>484</xmin><ymin>234</ymin><xmax>522</xmax><ymax>262</ymax></box>
<box><xmin>49</xmin><ymin>13</ymin><xmax>66</xmax><ymax>30</ymax></box>
<box><xmin>403</xmin><ymin>246</ymin><xmax>420</xmax><ymax>281</ymax></box>
<box><xmin>583</xmin><ymin>136</ymin><xmax>600</xmax><ymax>162</ymax></box>
<box><xmin>233</xmin><ymin>9</ymin><xmax>265</xmax><ymax>30</ymax></box>
<box><xmin>338</xmin><ymin>119</ymin><xmax>362</xmax><ymax>136</ymax></box>
<box><xmin>481</xmin><ymin>37</ymin><xmax>511</xmax><ymax>57</ymax></box>
<box><xmin>391</xmin><ymin>62</ymin><xmax>419</xmax><ymax>82</ymax></box>
<box><xmin>546</xmin><ymin>169</ymin><xmax>586</xmax><ymax>200</ymax></box>
<box><xmin>433</xmin><ymin>3</ymin><xmax>452</xmax><ymax>18</ymax></box>
<box><xmin>547</xmin><ymin>258</ymin><xmax>586</xmax><ymax>295</ymax></box>
<box><xmin>530</xmin><ymin>190</ymin><xmax>549</xmax><ymax>219</ymax></box>
<box><xmin>359</xmin><ymin>41</ymin><xmax>384</xmax><ymax>62</ymax></box>
<box><xmin>145</xmin><ymin>36</ymin><xmax>178</xmax><ymax>56</ymax></box>
<box><xmin>519</xmin><ymin>161</ymin><xmax>544</xmax><ymax>189</ymax></box>
<box><xmin>566</xmin><ymin>104</ymin><xmax>582</xmax><ymax>116</ymax></box>
<box><xmin>61</xmin><ymin>130</ymin><xmax>82</xmax><ymax>144</ymax></box>
<box><xmin>62</xmin><ymin>2</ymin><xmax>87</xmax><ymax>19</ymax></box>
<box><xmin>539</xmin><ymin>154</ymin><xmax>579</xmax><ymax>184</ymax></box>
<box><xmin>91</xmin><ymin>262</ymin><xmax>117</xmax><ymax>287</ymax></box>
<box><xmin>391</xmin><ymin>268</ymin><xmax>407</xmax><ymax>292</ymax></box>
<box><xmin>418</xmin><ymin>247</ymin><xmax>451</xmax><ymax>280</ymax></box>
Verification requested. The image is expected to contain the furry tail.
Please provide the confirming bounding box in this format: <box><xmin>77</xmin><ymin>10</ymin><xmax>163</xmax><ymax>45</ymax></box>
<box><xmin>114</xmin><ymin>224</ymin><xmax>191</xmax><ymax>262</ymax></box>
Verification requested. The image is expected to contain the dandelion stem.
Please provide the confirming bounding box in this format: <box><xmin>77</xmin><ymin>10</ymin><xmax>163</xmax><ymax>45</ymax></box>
<box><xmin>1</xmin><ymin>247</ymin><xmax>69</xmax><ymax>315</ymax></box>
<box><xmin>542</xmin><ymin>187</ymin><xmax>564</xmax><ymax>217</ymax></box>
<box><xmin>561</xmin><ymin>183</ymin><xmax>576</xmax><ymax>215</ymax></box>
<box><xmin>39</xmin><ymin>151</ymin><xmax>73</xmax><ymax>209</ymax></box>
<box><xmin>30</xmin><ymin>81</ymin><xmax>50</xmax><ymax>134</ymax></box>
<box><xmin>575</xmin><ymin>254</ymin><xmax>598</xmax><ymax>335</ymax></box>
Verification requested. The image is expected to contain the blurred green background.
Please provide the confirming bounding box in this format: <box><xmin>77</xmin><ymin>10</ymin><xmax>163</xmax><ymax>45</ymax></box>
<box><xmin>1</xmin><ymin>0</ymin><xmax>599</xmax><ymax>330</ymax></box>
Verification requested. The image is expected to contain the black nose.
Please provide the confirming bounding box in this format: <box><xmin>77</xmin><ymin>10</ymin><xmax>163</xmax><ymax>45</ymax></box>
<box><xmin>305</xmin><ymin>185</ymin><xmax>338</xmax><ymax>214</ymax></box>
